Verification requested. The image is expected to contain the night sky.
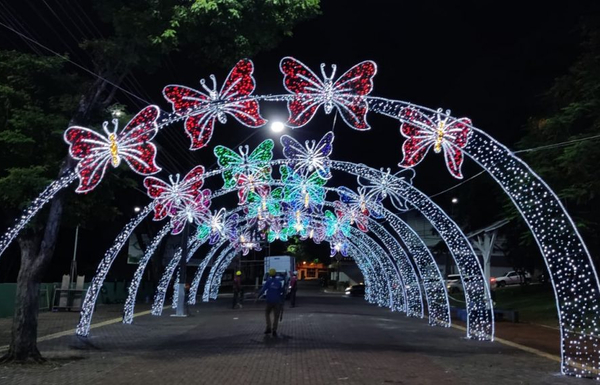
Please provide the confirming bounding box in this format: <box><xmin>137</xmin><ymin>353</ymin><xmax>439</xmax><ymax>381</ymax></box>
<box><xmin>0</xmin><ymin>1</ymin><xmax>598</xmax><ymax>280</ymax></box>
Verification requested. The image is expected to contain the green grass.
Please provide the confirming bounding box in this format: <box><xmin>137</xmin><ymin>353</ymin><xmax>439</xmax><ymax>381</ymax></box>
<box><xmin>494</xmin><ymin>284</ymin><xmax>558</xmax><ymax>326</ymax></box>
<box><xmin>446</xmin><ymin>283</ymin><xmax>559</xmax><ymax>326</ymax></box>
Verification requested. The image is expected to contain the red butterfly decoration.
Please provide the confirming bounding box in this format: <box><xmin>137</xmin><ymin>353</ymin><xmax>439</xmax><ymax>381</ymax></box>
<box><xmin>143</xmin><ymin>165</ymin><xmax>207</xmax><ymax>221</ymax></box>
<box><xmin>235</xmin><ymin>172</ymin><xmax>270</xmax><ymax>206</ymax></box>
<box><xmin>64</xmin><ymin>105</ymin><xmax>161</xmax><ymax>193</ymax></box>
<box><xmin>279</xmin><ymin>57</ymin><xmax>377</xmax><ymax>130</ymax></box>
<box><xmin>398</xmin><ymin>107</ymin><xmax>471</xmax><ymax>179</ymax></box>
<box><xmin>335</xmin><ymin>200</ymin><xmax>369</xmax><ymax>233</ymax></box>
<box><xmin>163</xmin><ymin>59</ymin><xmax>267</xmax><ymax>150</ymax></box>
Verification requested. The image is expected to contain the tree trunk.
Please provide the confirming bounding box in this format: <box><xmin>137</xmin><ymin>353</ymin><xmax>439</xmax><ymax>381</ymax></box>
<box><xmin>1</xmin><ymin>234</ymin><xmax>44</xmax><ymax>363</ymax></box>
<box><xmin>1</xmin><ymin>74</ymin><xmax>118</xmax><ymax>363</ymax></box>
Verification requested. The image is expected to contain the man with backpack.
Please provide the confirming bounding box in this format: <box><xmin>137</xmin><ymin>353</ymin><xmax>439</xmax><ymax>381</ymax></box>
<box><xmin>257</xmin><ymin>268</ymin><xmax>285</xmax><ymax>337</ymax></box>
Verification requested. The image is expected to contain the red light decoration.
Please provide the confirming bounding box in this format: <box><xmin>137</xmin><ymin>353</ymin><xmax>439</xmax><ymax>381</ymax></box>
<box><xmin>279</xmin><ymin>57</ymin><xmax>377</xmax><ymax>129</ymax></box>
<box><xmin>143</xmin><ymin>165</ymin><xmax>207</xmax><ymax>221</ymax></box>
<box><xmin>64</xmin><ymin>105</ymin><xmax>161</xmax><ymax>193</ymax></box>
<box><xmin>163</xmin><ymin>59</ymin><xmax>267</xmax><ymax>150</ymax></box>
<box><xmin>398</xmin><ymin>107</ymin><xmax>471</xmax><ymax>179</ymax></box>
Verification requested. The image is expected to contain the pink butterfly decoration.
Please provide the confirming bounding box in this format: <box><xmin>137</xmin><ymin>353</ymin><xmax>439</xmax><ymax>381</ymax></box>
<box><xmin>64</xmin><ymin>105</ymin><xmax>161</xmax><ymax>193</ymax></box>
<box><xmin>398</xmin><ymin>107</ymin><xmax>471</xmax><ymax>179</ymax></box>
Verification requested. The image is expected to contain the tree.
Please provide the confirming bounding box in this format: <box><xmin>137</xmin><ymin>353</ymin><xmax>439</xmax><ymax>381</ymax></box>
<box><xmin>0</xmin><ymin>0</ymin><xmax>320</xmax><ymax>363</ymax></box>
<box><xmin>511</xmin><ymin>17</ymin><xmax>600</xmax><ymax>265</ymax></box>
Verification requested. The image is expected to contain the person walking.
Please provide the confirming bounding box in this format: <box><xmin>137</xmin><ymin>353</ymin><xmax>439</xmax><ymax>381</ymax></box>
<box><xmin>289</xmin><ymin>271</ymin><xmax>298</xmax><ymax>308</ymax></box>
<box><xmin>257</xmin><ymin>268</ymin><xmax>284</xmax><ymax>336</ymax></box>
<box><xmin>232</xmin><ymin>270</ymin><xmax>243</xmax><ymax>309</ymax></box>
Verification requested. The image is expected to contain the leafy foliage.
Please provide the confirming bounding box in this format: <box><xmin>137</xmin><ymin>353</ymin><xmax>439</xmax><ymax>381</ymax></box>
<box><xmin>515</xmin><ymin>19</ymin><xmax>600</xmax><ymax>261</ymax></box>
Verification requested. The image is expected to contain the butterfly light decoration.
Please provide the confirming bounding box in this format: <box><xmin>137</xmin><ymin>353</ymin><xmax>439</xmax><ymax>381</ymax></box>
<box><xmin>280</xmin><ymin>57</ymin><xmax>377</xmax><ymax>130</ymax></box>
<box><xmin>324</xmin><ymin>209</ymin><xmax>351</xmax><ymax>239</ymax></box>
<box><xmin>358</xmin><ymin>168</ymin><xmax>415</xmax><ymax>212</ymax></box>
<box><xmin>329</xmin><ymin>233</ymin><xmax>349</xmax><ymax>257</ymax></box>
<box><xmin>280</xmin><ymin>165</ymin><xmax>326</xmax><ymax>213</ymax></box>
<box><xmin>167</xmin><ymin>191</ymin><xmax>211</xmax><ymax>235</ymax></box>
<box><xmin>334</xmin><ymin>200</ymin><xmax>369</xmax><ymax>233</ymax></box>
<box><xmin>267</xmin><ymin>219</ymin><xmax>289</xmax><ymax>243</ymax></box>
<box><xmin>338</xmin><ymin>186</ymin><xmax>383</xmax><ymax>220</ymax></box>
<box><xmin>280</xmin><ymin>131</ymin><xmax>335</xmax><ymax>179</ymax></box>
<box><xmin>214</xmin><ymin>139</ymin><xmax>274</xmax><ymax>191</ymax></box>
<box><xmin>398</xmin><ymin>107</ymin><xmax>472</xmax><ymax>179</ymax></box>
<box><xmin>236</xmin><ymin>229</ymin><xmax>262</xmax><ymax>256</ymax></box>
<box><xmin>200</xmin><ymin>208</ymin><xmax>239</xmax><ymax>245</ymax></box>
<box><xmin>163</xmin><ymin>59</ymin><xmax>267</xmax><ymax>150</ymax></box>
<box><xmin>143</xmin><ymin>165</ymin><xmax>207</xmax><ymax>221</ymax></box>
<box><xmin>64</xmin><ymin>105</ymin><xmax>161</xmax><ymax>193</ymax></box>
<box><xmin>283</xmin><ymin>203</ymin><xmax>311</xmax><ymax>238</ymax></box>
<box><xmin>300</xmin><ymin>222</ymin><xmax>326</xmax><ymax>244</ymax></box>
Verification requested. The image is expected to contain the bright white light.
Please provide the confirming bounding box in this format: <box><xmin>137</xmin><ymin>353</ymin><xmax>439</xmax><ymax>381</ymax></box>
<box><xmin>134</xmin><ymin>206</ymin><xmax>141</xmax><ymax>213</ymax></box>
<box><xmin>271</xmin><ymin>121</ymin><xmax>285</xmax><ymax>133</ymax></box>
<box><xmin>451</xmin><ymin>197</ymin><xmax>458</xmax><ymax>204</ymax></box>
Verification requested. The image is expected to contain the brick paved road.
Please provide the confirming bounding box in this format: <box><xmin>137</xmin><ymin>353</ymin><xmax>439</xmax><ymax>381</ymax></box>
<box><xmin>0</xmin><ymin>285</ymin><xmax>581</xmax><ymax>385</ymax></box>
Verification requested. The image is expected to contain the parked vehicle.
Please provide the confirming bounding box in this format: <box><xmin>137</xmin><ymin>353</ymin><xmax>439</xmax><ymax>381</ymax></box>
<box><xmin>493</xmin><ymin>270</ymin><xmax>531</xmax><ymax>287</ymax></box>
<box><xmin>445</xmin><ymin>274</ymin><xmax>463</xmax><ymax>294</ymax></box>
<box><xmin>345</xmin><ymin>283</ymin><xmax>365</xmax><ymax>297</ymax></box>
<box><xmin>263</xmin><ymin>255</ymin><xmax>295</xmax><ymax>284</ymax></box>
<box><xmin>446</xmin><ymin>274</ymin><xmax>497</xmax><ymax>293</ymax></box>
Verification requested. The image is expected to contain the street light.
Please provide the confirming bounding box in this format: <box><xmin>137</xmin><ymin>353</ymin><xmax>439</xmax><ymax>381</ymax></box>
<box><xmin>133</xmin><ymin>206</ymin><xmax>141</xmax><ymax>213</ymax></box>
<box><xmin>451</xmin><ymin>197</ymin><xmax>459</xmax><ymax>204</ymax></box>
<box><xmin>270</xmin><ymin>121</ymin><xmax>285</xmax><ymax>133</ymax></box>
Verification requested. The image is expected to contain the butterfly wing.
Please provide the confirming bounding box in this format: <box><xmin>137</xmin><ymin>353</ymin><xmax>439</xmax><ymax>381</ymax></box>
<box><xmin>143</xmin><ymin>176</ymin><xmax>172</xmax><ymax>220</ymax></box>
<box><xmin>332</xmin><ymin>61</ymin><xmax>377</xmax><ymax>130</ymax></box>
<box><xmin>181</xmin><ymin>165</ymin><xmax>206</xmax><ymax>199</ymax></box>
<box><xmin>214</xmin><ymin>145</ymin><xmax>242</xmax><ymax>188</ymax></box>
<box><xmin>280</xmin><ymin>57</ymin><xmax>325</xmax><ymax>128</ymax></box>
<box><xmin>163</xmin><ymin>85</ymin><xmax>216</xmax><ymax>150</ymax></box>
<box><xmin>314</xmin><ymin>131</ymin><xmax>334</xmax><ymax>178</ymax></box>
<box><xmin>219</xmin><ymin>59</ymin><xmax>267</xmax><ymax>128</ymax></box>
<box><xmin>442</xmin><ymin>118</ymin><xmax>471</xmax><ymax>179</ymax></box>
<box><xmin>117</xmin><ymin>105</ymin><xmax>161</xmax><ymax>175</ymax></box>
<box><xmin>398</xmin><ymin>107</ymin><xmax>436</xmax><ymax>169</ymax></box>
<box><xmin>64</xmin><ymin>126</ymin><xmax>112</xmax><ymax>193</ymax></box>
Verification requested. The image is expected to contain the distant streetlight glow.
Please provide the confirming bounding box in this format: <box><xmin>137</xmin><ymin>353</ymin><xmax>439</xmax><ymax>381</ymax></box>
<box><xmin>451</xmin><ymin>197</ymin><xmax>459</xmax><ymax>204</ymax></box>
<box><xmin>270</xmin><ymin>121</ymin><xmax>285</xmax><ymax>133</ymax></box>
<box><xmin>133</xmin><ymin>206</ymin><xmax>141</xmax><ymax>213</ymax></box>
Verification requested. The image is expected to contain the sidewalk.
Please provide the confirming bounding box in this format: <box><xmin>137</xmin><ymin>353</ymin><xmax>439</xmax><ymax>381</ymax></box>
<box><xmin>0</xmin><ymin>291</ymin><xmax>579</xmax><ymax>385</ymax></box>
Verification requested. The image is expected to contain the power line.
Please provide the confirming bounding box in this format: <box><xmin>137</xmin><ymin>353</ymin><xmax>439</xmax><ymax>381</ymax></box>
<box><xmin>0</xmin><ymin>20</ymin><xmax>152</xmax><ymax>106</ymax></box>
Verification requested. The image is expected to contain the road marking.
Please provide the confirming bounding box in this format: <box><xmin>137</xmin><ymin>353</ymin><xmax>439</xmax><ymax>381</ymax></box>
<box><xmin>450</xmin><ymin>324</ymin><xmax>560</xmax><ymax>363</ymax></box>
<box><xmin>0</xmin><ymin>307</ymin><xmax>168</xmax><ymax>353</ymax></box>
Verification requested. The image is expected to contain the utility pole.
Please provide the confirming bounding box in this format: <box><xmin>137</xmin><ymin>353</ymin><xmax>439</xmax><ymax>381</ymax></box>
<box><xmin>174</xmin><ymin>222</ymin><xmax>189</xmax><ymax>317</ymax></box>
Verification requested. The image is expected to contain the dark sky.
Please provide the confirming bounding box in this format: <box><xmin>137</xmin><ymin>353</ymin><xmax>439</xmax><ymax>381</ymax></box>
<box><xmin>0</xmin><ymin>0</ymin><xmax>594</xmax><ymax>194</ymax></box>
<box><xmin>0</xmin><ymin>1</ymin><xmax>598</xmax><ymax>279</ymax></box>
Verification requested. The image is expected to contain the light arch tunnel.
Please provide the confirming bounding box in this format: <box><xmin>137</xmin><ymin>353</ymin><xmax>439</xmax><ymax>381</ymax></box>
<box><xmin>0</xmin><ymin>87</ymin><xmax>598</xmax><ymax>378</ymax></box>
<box><xmin>76</xmin><ymin>158</ymin><xmax>495</xmax><ymax>341</ymax></box>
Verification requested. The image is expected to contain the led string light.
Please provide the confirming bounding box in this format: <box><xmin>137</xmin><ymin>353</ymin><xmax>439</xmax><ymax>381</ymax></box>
<box><xmin>329</xmin><ymin>160</ymin><xmax>494</xmax><ymax>341</ymax></box>
<box><xmin>123</xmin><ymin>223</ymin><xmax>172</xmax><ymax>324</ymax></box>
<box><xmin>76</xmin><ymin>204</ymin><xmax>153</xmax><ymax>336</ymax></box>
<box><xmin>3</xmin><ymin>55</ymin><xmax>589</xmax><ymax>377</ymax></box>
<box><xmin>335</xmin><ymin>187</ymin><xmax>450</xmax><ymax>327</ymax></box>
<box><xmin>0</xmin><ymin>170</ymin><xmax>77</xmax><ymax>258</ymax></box>
<box><xmin>80</xmin><ymin>158</ymin><xmax>482</xmax><ymax>341</ymax></box>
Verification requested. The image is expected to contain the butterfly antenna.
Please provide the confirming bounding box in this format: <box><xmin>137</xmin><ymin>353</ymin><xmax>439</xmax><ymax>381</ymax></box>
<box><xmin>102</xmin><ymin>121</ymin><xmax>111</xmax><ymax>136</ymax></box>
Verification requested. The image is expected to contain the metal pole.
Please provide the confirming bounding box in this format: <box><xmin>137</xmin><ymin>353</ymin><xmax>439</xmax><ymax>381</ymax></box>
<box><xmin>175</xmin><ymin>222</ymin><xmax>189</xmax><ymax>317</ymax></box>
<box><xmin>70</xmin><ymin>225</ymin><xmax>79</xmax><ymax>285</ymax></box>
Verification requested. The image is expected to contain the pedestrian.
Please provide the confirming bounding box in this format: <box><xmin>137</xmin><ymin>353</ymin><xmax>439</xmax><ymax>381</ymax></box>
<box><xmin>289</xmin><ymin>271</ymin><xmax>298</xmax><ymax>308</ymax></box>
<box><xmin>232</xmin><ymin>270</ymin><xmax>243</xmax><ymax>309</ymax></box>
<box><xmin>257</xmin><ymin>268</ymin><xmax>284</xmax><ymax>337</ymax></box>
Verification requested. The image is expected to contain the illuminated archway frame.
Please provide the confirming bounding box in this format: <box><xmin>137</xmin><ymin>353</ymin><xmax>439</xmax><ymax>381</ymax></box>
<box><xmin>90</xmin><ymin>164</ymin><xmax>474</xmax><ymax>338</ymax></box>
<box><xmin>0</xmin><ymin>57</ymin><xmax>596</xmax><ymax>378</ymax></box>
<box><xmin>197</xmin><ymin>204</ymin><xmax>412</xmax><ymax>311</ymax></box>
<box><xmin>148</xmin><ymin>200</ymin><xmax>408</xmax><ymax>317</ymax></box>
